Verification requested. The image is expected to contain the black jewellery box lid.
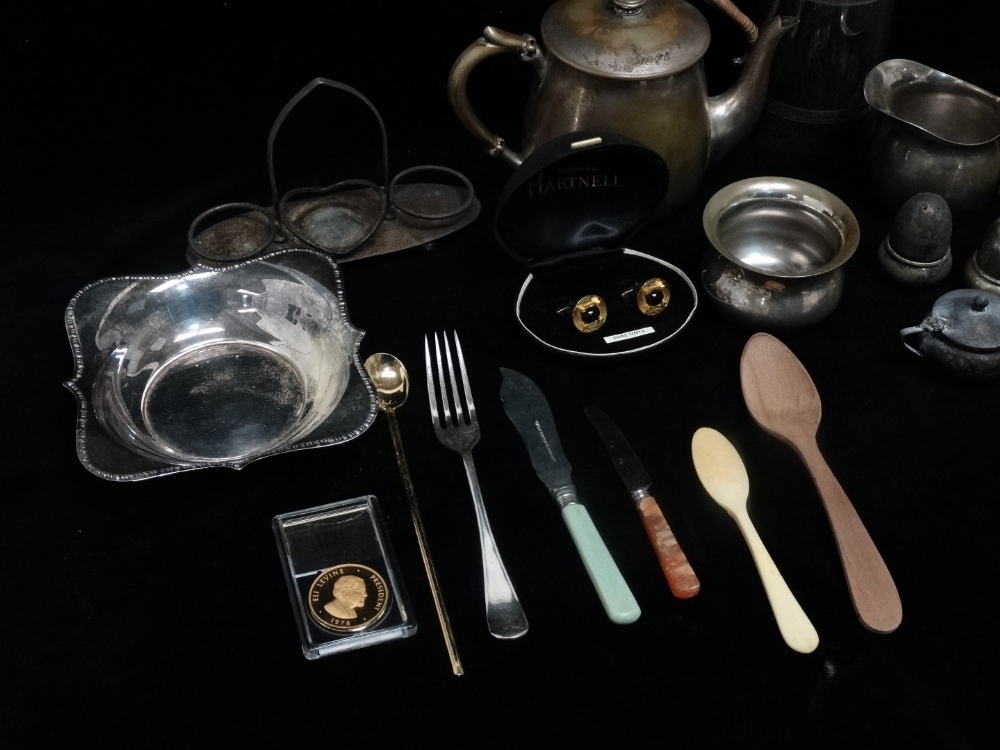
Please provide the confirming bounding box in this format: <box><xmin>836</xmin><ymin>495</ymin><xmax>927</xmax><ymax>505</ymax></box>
<box><xmin>495</xmin><ymin>132</ymin><xmax>697</xmax><ymax>357</ymax></box>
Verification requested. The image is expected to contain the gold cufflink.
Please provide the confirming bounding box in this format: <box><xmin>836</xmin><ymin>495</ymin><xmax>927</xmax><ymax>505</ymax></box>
<box><xmin>636</xmin><ymin>278</ymin><xmax>669</xmax><ymax>315</ymax></box>
<box><xmin>559</xmin><ymin>295</ymin><xmax>607</xmax><ymax>333</ymax></box>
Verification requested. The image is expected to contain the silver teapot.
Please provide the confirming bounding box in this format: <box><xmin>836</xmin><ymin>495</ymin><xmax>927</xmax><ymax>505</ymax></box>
<box><xmin>448</xmin><ymin>0</ymin><xmax>796</xmax><ymax>213</ymax></box>
<box><xmin>901</xmin><ymin>289</ymin><xmax>1000</xmax><ymax>379</ymax></box>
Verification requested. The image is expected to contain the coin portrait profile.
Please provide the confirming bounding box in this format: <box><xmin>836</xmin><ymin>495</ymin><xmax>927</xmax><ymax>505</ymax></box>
<box><xmin>307</xmin><ymin>563</ymin><xmax>391</xmax><ymax>634</ymax></box>
<box><xmin>323</xmin><ymin>574</ymin><xmax>367</xmax><ymax>619</ymax></box>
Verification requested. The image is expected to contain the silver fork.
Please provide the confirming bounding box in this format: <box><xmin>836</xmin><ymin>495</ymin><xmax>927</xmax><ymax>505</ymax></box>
<box><xmin>425</xmin><ymin>331</ymin><xmax>529</xmax><ymax>639</ymax></box>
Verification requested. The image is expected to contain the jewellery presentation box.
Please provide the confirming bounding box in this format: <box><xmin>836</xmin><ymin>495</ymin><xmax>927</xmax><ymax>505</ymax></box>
<box><xmin>495</xmin><ymin>132</ymin><xmax>698</xmax><ymax>357</ymax></box>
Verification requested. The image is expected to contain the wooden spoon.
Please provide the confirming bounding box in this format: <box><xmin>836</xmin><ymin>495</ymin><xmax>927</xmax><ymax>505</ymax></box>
<box><xmin>692</xmin><ymin>427</ymin><xmax>819</xmax><ymax>654</ymax></box>
<box><xmin>740</xmin><ymin>333</ymin><xmax>902</xmax><ymax>634</ymax></box>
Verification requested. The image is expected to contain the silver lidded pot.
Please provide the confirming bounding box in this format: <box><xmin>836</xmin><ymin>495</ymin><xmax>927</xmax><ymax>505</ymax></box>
<box><xmin>700</xmin><ymin>177</ymin><xmax>859</xmax><ymax>329</ymax></box>
<box><xmin>448</xmin><ymin>0</ymin><xmax>797</xmax><ymax>214</ymax></box>
<box><xmin>901</xmin><ymin>289</ymin><xmax>1000</xmax><ymax>379</ymax></box>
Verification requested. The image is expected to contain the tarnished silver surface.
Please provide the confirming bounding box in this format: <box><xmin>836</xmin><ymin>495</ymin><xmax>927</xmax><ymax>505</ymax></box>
<box><xmin>64</xmin><ymin>248</ymin><xmax>377</xmax><ymax>481</ymax></box>
<box><xmin>188</xmin><ymin>202</ymin><xmax>277</xmax><ymax>263</ymax></box>
<box><xmin>186</xmin><ymin>185</ymin><xmax>480</xmax><ymax>268</ymax></box>
<box><xmin>268</xmin><ymin>79</ymin><xmax>389</xmax><ymax>256</ymax></box>
<box><xmin>877</xmin><ymin>192</ymin><xmax>953</xmax><ymax>287</ymax></box>
<box><xmin>280</xmin><ymin>186</ymin><xmax>386</xmax><ymax>256</ymax></box>
<box><xmin>541</xmin><ymin>0</ymin><xmax>711</xmax><ymax>79</ymax></box>
<box><xmin>964</xmin><ymin>217</ymin><xmax>1000</xmax><ymax>296</ymax></box>
<box><xmin>964</xmin><ymin>252</ymin><xmax>1000</xmax><ymax>297</ymax></box>
<box><xmin>879</xmin><ymin>237</ymin><xmax>952</xmax><ymax>287</ymax></box>
<box><xmin>706</xmin><ymin>16</ymin><xmax>798</xmax><ymax>167</ymax></box>
<box><xmin>189</xmin><ymin>78</ymin><xmax>479</xmax><ymax>268</ymax></box>
<box><xmin>701</xmin><ymin>177</ymin><xmax>858</xmax><ymax>329</ymax></box>
<box><xmin>865</xmin><ymin>59</ymin><xmax>1000</xmax><ymax>212</ymax></box>
<box><xmin>447</xmin><ymin>1</ymin><xmax>795</xmax><ymax>213</ymax></box>
<box><xmin>901</xmin><ymin>289</ymin><xmax>1000</xmax><ymax>379</ymax></box>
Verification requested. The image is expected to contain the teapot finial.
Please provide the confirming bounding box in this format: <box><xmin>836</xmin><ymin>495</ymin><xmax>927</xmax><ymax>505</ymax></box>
<box><xmin>614</xmin><ymin>0</ymin><xmax>647</xmax><ymax>14</ymax></box>
<box><xmin>972</xmin><ymin>295</ymin><xmax>990</xmax><ymax>312</ymax></box>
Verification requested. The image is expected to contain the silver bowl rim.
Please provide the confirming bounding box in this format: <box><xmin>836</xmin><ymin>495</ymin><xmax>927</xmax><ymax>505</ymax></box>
<box><xmin>702</xmin><ymin>176</ymin><xmax>860</xmax><ymax>280</ymax></box>
<box><xmin>864</xmin><ymin>58</ymin><xmax>1000</xmax><ymax>148</ymax></box>
<box><xmin>63</xmin><ymin>246</ymin><xmax>377</xmax><ymax>481</ymax></box>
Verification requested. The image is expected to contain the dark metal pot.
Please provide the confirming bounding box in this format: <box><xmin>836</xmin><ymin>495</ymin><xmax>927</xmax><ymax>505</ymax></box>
<box><xmin>901</xmin><ymin>289</ymin><xmax>1000</xmax><ymax>379</ymax></box>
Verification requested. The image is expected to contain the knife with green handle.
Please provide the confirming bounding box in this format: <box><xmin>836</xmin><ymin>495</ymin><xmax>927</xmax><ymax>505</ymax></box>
<box><xmin>499</xmin><ymin>367</ymin><xmax>640</xmax><ymax>624</ymax></box>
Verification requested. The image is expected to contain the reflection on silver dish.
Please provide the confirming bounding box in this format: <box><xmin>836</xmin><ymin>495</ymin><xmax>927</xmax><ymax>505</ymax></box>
<box><xmin>64</xmin><ymin>248</ymin><xmax>377</xmax><ymax>481</ymax></box>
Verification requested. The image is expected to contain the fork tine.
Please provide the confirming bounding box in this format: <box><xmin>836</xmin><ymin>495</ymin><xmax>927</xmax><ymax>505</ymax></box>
<box><xmin>453</xmin><ymin>331</ymin><xmax>477</xmax><ymax>422</ymax></box>
<box><xmin>434</xmin><ymin>332</ymin><xmax>453</xmax><ymax>426</ymax></box>
<box><xmin>443</xmin><ymin>332</ymin><xmax>465</xmax><ymax>425</ymax></box>
<box><xmin>424</xmin><ymin>334</ymin><xmax>441</xmax><ymax>427</ymax></box>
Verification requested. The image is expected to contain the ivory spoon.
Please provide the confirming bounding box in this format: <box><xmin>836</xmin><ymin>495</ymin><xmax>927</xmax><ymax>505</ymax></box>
<box><xmin>739</xmin><ymin>333</ymin><xmax>902</xmax><ymax>634</ymax></box>
<box><xmin>691</xmin><ymin>427</ymin><xmax>819</xmax><ymax>654</ymax></box>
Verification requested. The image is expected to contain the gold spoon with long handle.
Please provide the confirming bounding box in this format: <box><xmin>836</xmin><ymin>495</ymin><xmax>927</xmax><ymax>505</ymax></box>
<box><xmin>365</xmin><ymin>353</ymin><xmax>463</xmax><ymax>675</ymax></box>
<box><xmin>740</xmin><ymin>333</ymin><xmax>902</xmax><ymax>634</ymax></box>
<box><xmin>692</xmin><ymin>427</ymin><xmax>820</xmax><ymax>654</ymax></box>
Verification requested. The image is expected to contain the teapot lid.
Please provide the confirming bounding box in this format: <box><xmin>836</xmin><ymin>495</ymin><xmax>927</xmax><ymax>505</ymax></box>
<box><xmin>542</xmin><ymin>0</ymin><xmax>710</xmax><ymax>79</ymax></box>
<box><xmin>928</xmin><ymin>289</ymin><xmax>1000</xmax><ymax>351</ymax></box>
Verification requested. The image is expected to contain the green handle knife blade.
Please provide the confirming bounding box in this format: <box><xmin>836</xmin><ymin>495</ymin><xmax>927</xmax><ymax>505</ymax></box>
<box><xmin>499</xmin><ymin>367</ymin><xmax>640</xmax><ymax>624</ymax></box>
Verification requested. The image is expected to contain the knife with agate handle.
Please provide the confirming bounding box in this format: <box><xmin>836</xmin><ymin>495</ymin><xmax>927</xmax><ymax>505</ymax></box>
<box><xmin>585</xmin><ymin>406</ymin><xmax>701</xmax><ymax>599</ymax></box>
<box><xmin>500</xmin><ymin>368</ymin><xmax>641</xmax><ymax>624</ymax></box>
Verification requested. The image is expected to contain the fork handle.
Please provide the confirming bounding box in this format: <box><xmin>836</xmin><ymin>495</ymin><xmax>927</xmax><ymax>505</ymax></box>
<box><xmin>461</xmin><ymin>453</ymin><xmax>529</xmax><ymax>639</ymax></box>
<box><xmin>562</xmin><ymin>504</ymin><xmax>641</xmax><ymax>624</ymax></box>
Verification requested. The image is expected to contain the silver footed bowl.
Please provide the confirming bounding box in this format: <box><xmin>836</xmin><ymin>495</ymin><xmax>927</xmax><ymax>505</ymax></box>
<box><xmin>64</xmin><ymin>248</ymin><xmax>377</xmax><ymax>481</ymax></box>
<box><xmin>701</xmin><ymin>177</ymin><xmax>859</xmax><ymax>330</ymax></box>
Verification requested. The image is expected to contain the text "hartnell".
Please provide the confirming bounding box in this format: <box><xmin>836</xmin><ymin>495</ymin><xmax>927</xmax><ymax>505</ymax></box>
<box><xmin>528</xmin><ymin>173</ymin><xmax>621</xmax><ymax>198</ymax></box>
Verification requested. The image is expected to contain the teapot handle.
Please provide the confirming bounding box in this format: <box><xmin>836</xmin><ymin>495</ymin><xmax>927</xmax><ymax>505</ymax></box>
<box><xmin>699</xmin><ymin>0</ymin><xmax>759</xmax><ymax>44</ymax></box>
<box><xmin>899</xmin><ymin>325</ymin><xmax>928</xmax><ymax>357</ymax></box>
<box><xmin>447</xmin><ymin>27</ymin><xmax>546</xmax><ymax>168</ymax></box>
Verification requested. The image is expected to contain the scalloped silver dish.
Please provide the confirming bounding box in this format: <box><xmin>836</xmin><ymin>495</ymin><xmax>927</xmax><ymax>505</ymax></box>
<box><xmin>64</xmin><ymin>248</ymin><xmax>377</xmax><ymax>481</ymax></box>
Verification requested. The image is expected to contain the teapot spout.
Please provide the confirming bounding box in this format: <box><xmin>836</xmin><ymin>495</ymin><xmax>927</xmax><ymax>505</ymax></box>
<box><xmin>707</xmin><ymin>15</ymin><xmax>798</xmax><ymax>165</ymax></box>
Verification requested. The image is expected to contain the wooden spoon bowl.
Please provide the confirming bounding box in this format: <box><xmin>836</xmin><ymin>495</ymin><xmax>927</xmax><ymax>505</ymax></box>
<box><xmin>740</xmin><ymin>333</ymin><xmax>902</xmax><ymax>634</ymax></box>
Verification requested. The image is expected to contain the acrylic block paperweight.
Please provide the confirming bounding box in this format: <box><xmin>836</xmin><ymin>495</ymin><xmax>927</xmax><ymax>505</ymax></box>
<box><xmin>273</xmin><ymin>495</ymin><xmax>416</xmax><ymax>659</ymax></box>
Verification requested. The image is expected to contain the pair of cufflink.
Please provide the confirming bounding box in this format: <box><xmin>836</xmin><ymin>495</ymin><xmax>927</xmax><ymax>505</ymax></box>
<box><xmin>557</xmin><ymin>278</ymin><xmax>670</xmax><ymax>333</ymax></box>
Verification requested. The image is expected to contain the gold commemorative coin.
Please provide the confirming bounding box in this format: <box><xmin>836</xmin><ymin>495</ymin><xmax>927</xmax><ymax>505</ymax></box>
<box><xmin>307</xmin><ymin>563</ymin><xmax>391</xmax><ymax>633</ymax></box>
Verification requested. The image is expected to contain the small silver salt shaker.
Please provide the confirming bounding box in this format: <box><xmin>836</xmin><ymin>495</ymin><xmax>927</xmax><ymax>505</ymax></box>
<box><xmin>879</xmin><ymin>193</ymin><xmax>953</xmax><ymax>286</ymax></box>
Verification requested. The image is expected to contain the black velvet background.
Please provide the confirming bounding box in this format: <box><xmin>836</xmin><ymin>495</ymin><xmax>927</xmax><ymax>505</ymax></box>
<box><xmin>3</xmin><ymin>1</ymin><xmax>998</xmax><ymax>747</ymax></box>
